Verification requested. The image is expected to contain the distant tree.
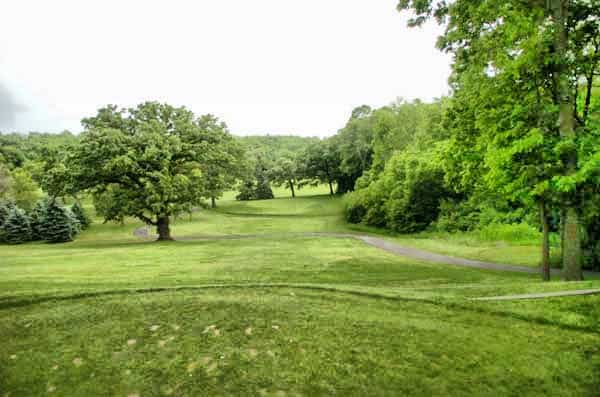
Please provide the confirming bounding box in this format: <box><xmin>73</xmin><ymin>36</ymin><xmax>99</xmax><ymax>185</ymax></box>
<box><xmin>269</xmin><ymin>156</ymin><xmax>301</xmax><ymax>198</ymax></box>
<box><xmin>254</xmin><ymin>162</ymin><xmax>274</xmax><ymax>200</ymax></box>
<box><xmin>0</xmin><ymin>201</ymin><xmax>15</xmax><ymax>241</ymax></box>
<box><xmin>301</xmin><ymin>141</ymin><xmax>341</xmax><ymax>195</ymax></box>
<box><xmin>2</xmin><ymin>207</ymin><xmax>31</xmax><ymax>244</ymax></box>
<box><xmin>0</xmin><ymin>164</ymin><xmax>13</xmax><ymax>199</ymax></box>
<box><xmin>10</xmin><ymin>168</ymin><xmax>41</xmax><ymax>211</ymax></box>
<box><xmin>70</xmin><ymin>102</ymin><xmax>229</xmax><ymax>241</ymax></box>
<box><xmin>236</xmin><ymin>159</ymin><xmax>274</xmax><ymax>201</ymax></box>
<box><xmin>236</xmin><ymin>179</ymin><xmax>256</xmax><ymax>201</ymax></box>
<box><xmin>196</xmin><ymin>115</ymin><xmax>246</xmax><ymax>208</ymax></box>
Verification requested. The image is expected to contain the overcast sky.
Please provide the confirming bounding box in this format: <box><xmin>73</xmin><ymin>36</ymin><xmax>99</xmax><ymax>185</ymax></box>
<box><xmin>0</xmin><ymin>0</ymin><xmax>451</xmax><ymax>137</ymax></box>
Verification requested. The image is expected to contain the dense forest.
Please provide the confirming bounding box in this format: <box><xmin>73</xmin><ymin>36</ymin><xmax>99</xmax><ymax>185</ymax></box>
<box><xmin>1</xmin><ymin>0</ymin><xmax>599</xmax><ymax>280</ymax></box>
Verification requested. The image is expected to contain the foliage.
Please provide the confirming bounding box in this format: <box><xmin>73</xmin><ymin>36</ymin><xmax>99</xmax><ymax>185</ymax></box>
<box><xmin>268</xmin><ymin>156</ymin><xmax>301</xmax><ymax>198</ymax></box>
<box><xmin>1</xmin><ymin>206</ymin><xmax>31</xmax><ymax>244</ymax></box>
<box><xmin>29</xmin><ymin>199</ymin><xmax>49</xmax><ymax>241</ymax></box>
<box><xmin>9</xmin><ymin>168</ymin><xmax>41</xmax><ymax>211</ymax></box>
<box><xmin>70</xmin><ymin>201</ymin><xmax>91</xmax><ymax>230</ymax></box>
<box><xmin>42</xmin><ymin>201</ymin><xmax>77</xmax><ymax>243</ymax></box>
<box><xmin>68</xmin><ymin>102</ymin><xmax>234</xmax><ymax>240</ymax></box>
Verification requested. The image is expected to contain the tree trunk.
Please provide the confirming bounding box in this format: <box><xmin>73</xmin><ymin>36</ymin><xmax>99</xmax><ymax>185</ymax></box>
<box><xmin>540</xmin><ymin>202</ymin><xmax>551</xmax><ymax>281</ymax></box>
<box><xmin>328</xmin><ymin>181</ymin><xmax>334</xmax><ymax>196</ymax></box>
<box><xmin>156</xmin><ymin>216</ymin><xmax>173</xmax><ymax>241</ymax></box>
<box><xmin>552</xmin><ymin>0</ymin><xmax>582</xmax><ymax>281</ymax></box>
<box><xmin>289</xmin><ymin>180</ymin><xmax>295</xmax><ymax>198</ymax></box>
<box><xmin>211</xmin><ymin>196</ymin><xmax>216</xmax><ymax>208</ymax></box>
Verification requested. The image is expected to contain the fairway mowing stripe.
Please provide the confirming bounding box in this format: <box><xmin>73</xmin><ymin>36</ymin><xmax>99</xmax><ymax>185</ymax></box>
<box><xmin>471</xmin><ymin>289</ymin><xmax>600</xmax><ymax>301</ymax></box>
<box><xmin>141</xmin><ymin>232</ymin><xmax>600</xmax><ymax>277</ymax></box>
<box><xmin>2</xmin><ymin>283</ymin><xmax>599</xmax><ymax>335</ymax></box>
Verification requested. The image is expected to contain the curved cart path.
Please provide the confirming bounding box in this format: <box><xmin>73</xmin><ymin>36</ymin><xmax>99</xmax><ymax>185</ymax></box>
<box><xmin>136</xmin><ymin>229</ymin><xmax>600</xmax><ymax>278</ymax></box>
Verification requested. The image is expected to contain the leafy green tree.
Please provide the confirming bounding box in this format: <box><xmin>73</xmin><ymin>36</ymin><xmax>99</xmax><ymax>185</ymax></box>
<box><xmin>70</xmin><ymin>102</ymin><xmax>228</xmax><ymax>241</ymax></box>
<box><xmin>2</xmin><ymin>206</ymin><xmax>31</xmax><ymax>244</ymax></box>
<box><xmin>196</xmin><ymin>115</ymin><xmax>246</xmax><ymax>208</ymax></box>
<box><xmin>10</xmin><ymin>168</ymin><xmax>41</xmax><ymax>211</ymax></box>
<box><xmin>269</xmin><ymin>156</ymin><xmax>301</xmax><ymax>198</ymax></box>
<box><xmin>0</xmin><ymin>163</ymin><xmax>13</xmax><ymax>200</ymax></box>
<box><xmin>300</xmin><ymin>141</ymin><xmax>341</xmax><ymax>195</ymax></box>
<box><xmin>397</xmin><ymin>0</ymin><xmax>600</xmax><ymax>280</ymax></box>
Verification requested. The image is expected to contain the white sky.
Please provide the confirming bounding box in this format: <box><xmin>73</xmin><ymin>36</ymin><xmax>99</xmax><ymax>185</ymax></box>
<box><xmin>0</xmin><ymin>0</ymin><xmax>451</xmax><ymax>137</ymax></box>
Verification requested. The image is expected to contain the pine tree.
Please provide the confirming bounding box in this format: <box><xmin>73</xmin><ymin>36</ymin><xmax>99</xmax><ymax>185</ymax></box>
<box><xmin>0</xmin><ymin>201</ymin><xmax>16</xmax><ymax>242</ymax></box>
<box><xmin>2</xmin><ymin>207</ymin><xmax>32</xmax><ymax>244</ymax></box>
<box><xmin>70</xmin><ymin>202</ymin><xmax>91</xmax><ymax>229</ymax></box>
<box><xmin>0</xmin><ymin>201</ymin><xmax>15</xmax><ymax>226</ymax></box>
<box><xmin>42</xmin><ymin>201</ymin><xmax>76</xmax><ymax>243</ymax></box>
<box><xmin>29</xmin><ymin>199</ymin><xmax>49</xmax><ymax>241</ymax></box>
<box><xmin>254</xmin><ymin>166</ymin><xmax>274</xmax><ymax>200</ymax></box>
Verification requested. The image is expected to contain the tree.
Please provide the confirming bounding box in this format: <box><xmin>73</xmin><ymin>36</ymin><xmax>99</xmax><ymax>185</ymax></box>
<box><xmin>29</xmin><ymin>199</ymin><xmax>49</xmax><ymax>241</ymax></box>
<box><xmin>254</xmin><ymin>161</ymin><xmax>274</xmax><ymax>200</ymax></box>
<box><xmin>0</xmin><ymin>163</ymin><xmax>13</xmax><ymax>199</ymax></box>
<box><xmin>397</xmin><ymin>0</ymin><xmax>600</xmax><ymax>281</ymax></box>
<box><xmin>70</xmin><ymin>102</ymin><xmax>228</xmax><ymax>241</ymax></box>
<box><xmin>10</xmin><ymin>168</ymin><xmax>41</xmax><ymax>211</ymax></box>
<box><xmin>43</xmin><ymin>201</ymin><xmax>76</xmax><ymax>243</ymax></box>
<box><xmin>301</xmin><ymin>141</ymin><xmax>341</xmax><ymax>195</ymax></box>
<box><xmin>196</xmin><ymin>115</ymin><xmax>246</xmax><ymax>208</ymax></box>
<box><xmin>2</xmin><ymin>207</ymin><xmax>31</xmax><ymax>244</ymax></box>
<box><xmin>269</xmin><ymin>156</ymin><xmax>301</xmax><ymax>198</ymax></box>
<box><xmin>70</xmin><ymin>201</ymin><xmax>91</xmax><ymax>230</ymax></box>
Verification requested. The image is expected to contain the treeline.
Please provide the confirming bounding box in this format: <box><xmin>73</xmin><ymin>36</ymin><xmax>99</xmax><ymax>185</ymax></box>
<box><xmin>339</xmin><ymin>0</ymin><xmax>600</xmax><ymax>280</ymax></box>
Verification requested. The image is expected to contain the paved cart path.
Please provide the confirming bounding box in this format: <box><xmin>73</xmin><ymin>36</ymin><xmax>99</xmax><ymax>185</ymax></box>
<box><xmin>135</xmin><ymin>228</ymin><xmax>600</xmax><ymax>278</ymax></box>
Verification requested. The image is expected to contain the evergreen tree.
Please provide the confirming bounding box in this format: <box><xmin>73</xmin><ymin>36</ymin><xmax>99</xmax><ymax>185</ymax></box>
<box><xmin>2</xmin><ymin>207</ymin><xmax>31</xmax><ymax>244</ymax></box>
<box><xmin>236</xmin><ymin>180</ymin><xmax>256</xmax><ymax>201</ymax></box>
<box><xmin>43</xmin><ymin>201</ymin><xmax>76</xmax><ymax>243</ymax></box>
<box><xmin>29</xmin><ymin>199</ymin><xmax>49</xmax><ymax>241</ymax></box>
<box><xmin>0</xmin><ymin>201</ymin><xmax>16</xmax><ymax>242</ymax></box>
<box><xmin>254</xmin><ymin>164</ymin><xmax>274</xmax><ymax>200</ymax></box>
<box><xmin>70</xmin><ymin>201</ymin><xmax>91</xmax><ymax>229</ymax></box>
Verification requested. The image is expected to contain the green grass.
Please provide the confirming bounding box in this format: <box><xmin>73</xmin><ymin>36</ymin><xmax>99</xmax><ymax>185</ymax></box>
<box><xmin>2</xmin><ymin>191</ymin><xmax>600</xmax><ymax>396</ymax></box>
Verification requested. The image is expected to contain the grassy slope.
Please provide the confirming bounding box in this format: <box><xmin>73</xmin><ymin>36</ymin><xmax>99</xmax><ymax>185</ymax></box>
<box><xmin>1</xmin><ymin>190</ymin><xmax>600</xmax><ymax>396</ymax></box>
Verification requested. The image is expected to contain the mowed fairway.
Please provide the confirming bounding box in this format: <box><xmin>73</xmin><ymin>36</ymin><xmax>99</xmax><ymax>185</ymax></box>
<box><xmin>1</xmin><ymin>191</ymin><xmax>600</xmax><ymax>396</ymax></box>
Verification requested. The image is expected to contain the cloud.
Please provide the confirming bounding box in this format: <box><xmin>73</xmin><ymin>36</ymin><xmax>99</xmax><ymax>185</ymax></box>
<box><xmin>0</xmin><ymin>82</ymin><xmax>27</xmax><ymax>130</ymax></box>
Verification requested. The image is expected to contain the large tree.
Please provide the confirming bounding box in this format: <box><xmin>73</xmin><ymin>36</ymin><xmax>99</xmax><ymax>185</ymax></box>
<box><xmin>397</xmin><ymin>0</ymin><xmax>600</xmax><ymax>280</ymax></box>
<box><xmin>70</xmin><ymin>102</ymin><xmax>230</xmax><ymax>241</ymax></box>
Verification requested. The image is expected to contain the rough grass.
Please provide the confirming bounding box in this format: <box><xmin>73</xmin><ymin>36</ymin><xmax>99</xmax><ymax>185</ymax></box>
<box><xmin>2</xmin><ymin>191</ymin><xmax>600</xmax><ymax>396</ymax></box>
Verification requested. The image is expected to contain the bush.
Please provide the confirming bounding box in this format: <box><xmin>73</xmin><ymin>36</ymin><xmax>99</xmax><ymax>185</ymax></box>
<box><xmin>344</xmin><ymin>150</ymin><xmax>449</xmax><ymax>233</ymax></box>
<box><xmin>2</xmin><ymin>207</ymin><xmax>31</xmax><ymax>244</ymax></box>
<box><xmin>435</xmin><ymin>199</ymin><xmax>481</xmax><ymax>232</ymax></box>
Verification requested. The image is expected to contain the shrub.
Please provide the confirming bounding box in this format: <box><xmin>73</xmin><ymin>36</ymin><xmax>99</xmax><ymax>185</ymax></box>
<box><xmin>2</xmin><ymin>207</ymin><xmax>31</xmax><ymax>244</ymax></box>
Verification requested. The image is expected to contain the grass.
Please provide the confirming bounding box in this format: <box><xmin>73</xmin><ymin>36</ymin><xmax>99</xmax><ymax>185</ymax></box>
<box><xmin>2</xmin><ymin>189</ymin><xmax>600</xmax><ymax>396</ymax></box>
